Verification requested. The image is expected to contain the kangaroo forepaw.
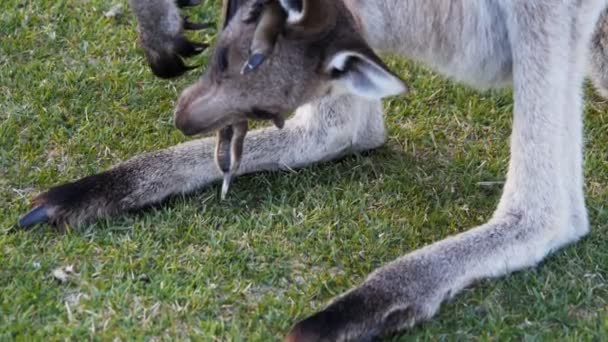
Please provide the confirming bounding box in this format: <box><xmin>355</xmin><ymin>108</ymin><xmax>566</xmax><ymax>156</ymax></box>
<box><xmin>144</xmin><ymin>35</ymin><xmax>207</xmax><ymax>79</ymax></box>
<box><xmin>133</xmin><ymin>0</ymin><xmax>213</xmax><ymax>79</ymax></box>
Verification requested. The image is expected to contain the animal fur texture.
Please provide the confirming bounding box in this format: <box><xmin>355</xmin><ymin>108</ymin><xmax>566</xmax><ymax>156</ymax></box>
<box><xmin>20</xmin><ymin>0</ymin><xmax>608</xmax><ymax>340</ymax></box>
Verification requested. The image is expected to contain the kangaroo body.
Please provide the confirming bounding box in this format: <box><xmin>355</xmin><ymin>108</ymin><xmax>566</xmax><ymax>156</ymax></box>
<box><xmin>22</xmin><ymin>0</ymin><xmax>608</xmax><ymax>340</ymax></box>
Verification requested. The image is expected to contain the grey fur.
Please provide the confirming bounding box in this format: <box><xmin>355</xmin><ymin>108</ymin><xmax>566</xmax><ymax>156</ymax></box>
<box><xmin>589</xmin><ymin>7</ymin><xmax>608</xmax><ymax>97</ymax></box>
<box><xmin>22</xmin><ymin>0</ymin><xmax>608</xmax><ymax>340</ymax></box>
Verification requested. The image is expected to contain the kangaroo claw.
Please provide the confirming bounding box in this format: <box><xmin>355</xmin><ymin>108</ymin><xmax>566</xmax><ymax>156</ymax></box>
<box><xmin>175</xmin><ymin>36</ymin><xmax>208</xmax><ymax>58</ymax></box>
<box><xmin>214</xmin><ymin>122</ymin><xmax>249</xmax><ymax>200</ymax></box>
<box><xmin>273</xmin><ymin>117</ymin><xmax>285</xmax><ymax>129</ymax></box>
<box><xmin>241</xmin><ymin>53</ymin><xmax>267</xmax><ymax>74</ymax></box>
<box><xmin>184</xmin><ymin>19</ymin><xmax>213</xmax><ymax>31</ymax></box>
<box><xmin>221</xmin><ymin>173</ymin><xmax>233</xmax><ymax>200</ymax></box>
<box><xmin>19</xmin><ymin>206</ymin><xmax>50</xmax><ymax>229</ymax></box>
<box><xmin>176</xmin><ymin>0</ymin><xmax>201</xmax><ymax>8</ymax></box>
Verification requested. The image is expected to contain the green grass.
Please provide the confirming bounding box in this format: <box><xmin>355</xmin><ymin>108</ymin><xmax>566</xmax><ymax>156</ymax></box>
<box><xmin>1</xmin><ymin>0</ymin><xmax>607</xmax><ymax>340</ymax></box>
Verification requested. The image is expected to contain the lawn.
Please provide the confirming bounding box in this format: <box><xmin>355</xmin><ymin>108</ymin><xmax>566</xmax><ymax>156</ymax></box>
<box><xmin>1</xmin><ymin>0</ymin><xmax>607</xmax><ymax>340</ymax></box>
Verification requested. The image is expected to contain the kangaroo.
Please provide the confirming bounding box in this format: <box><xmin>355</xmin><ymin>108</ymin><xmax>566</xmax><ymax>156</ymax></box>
<box><xmin>18</xmin><ymin>0</ymin><xmax>608</xmax><ymax>340</ymax></box>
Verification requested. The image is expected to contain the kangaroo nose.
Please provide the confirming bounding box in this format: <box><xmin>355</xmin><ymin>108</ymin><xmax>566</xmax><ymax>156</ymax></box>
<box><xmin>174</xmin><ymin>98</ymin><xmax>200</xmax><ymax>136</ymax></box>
<box><xmin>174</xmin><ymin>110</ymin><xmax>199</xmax><ymax>136</ymax></box>
<box><xmin>174</xmin><ymin>82</ymin><xmax>209</xmax><ymax>136</ymax></box>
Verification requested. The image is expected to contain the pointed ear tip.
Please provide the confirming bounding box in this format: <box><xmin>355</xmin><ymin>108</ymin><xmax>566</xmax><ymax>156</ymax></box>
<box><xmin>397</xmin><ymin>82</ymin><xmax>409</xmax><ymax>96</ymax></box>
<box><xmin>385</xmin><ymin>78</ymin><xmax>408</xmax><ymax>98</ymax></box>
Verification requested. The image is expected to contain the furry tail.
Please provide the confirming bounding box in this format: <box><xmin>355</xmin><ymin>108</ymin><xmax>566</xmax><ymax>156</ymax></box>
<box><xmin>589</xmin><ymin>8</ymin><xmax>608</xmax><ymax>98</ymax></box>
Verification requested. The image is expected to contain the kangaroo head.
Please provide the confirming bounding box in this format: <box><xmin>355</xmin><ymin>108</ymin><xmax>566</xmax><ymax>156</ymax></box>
<box><xmin>174</xmin><ymin>0</ymin><xmax>406</xmax><ymax>136</ymax></box>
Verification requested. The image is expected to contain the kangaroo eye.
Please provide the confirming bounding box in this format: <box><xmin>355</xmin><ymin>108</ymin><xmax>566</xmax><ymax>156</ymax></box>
<box><xmin>218</xmin><ymin>47</ymin><xmax>229</xmax><ymax>72</ymax></box>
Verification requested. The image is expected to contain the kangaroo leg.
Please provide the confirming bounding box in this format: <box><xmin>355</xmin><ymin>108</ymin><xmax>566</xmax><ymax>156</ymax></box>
<box><xmin>286</xmin><ymin>3</ymin><xmax>602</xmax><ymax>341</ymax></box>
<box><xmin>588</xmin><ymin>8</ymin><xmax>608</xmax><ymax>98</ymax></box>
<box><xmin>569</xmin><ymin>1</ymin><xmax>606</xmax><ymax>233</ymax></box>
<box><xmin>19</xmin><ymin>95</ymin><xmax>385</xmax><ymax>228</ymax></box>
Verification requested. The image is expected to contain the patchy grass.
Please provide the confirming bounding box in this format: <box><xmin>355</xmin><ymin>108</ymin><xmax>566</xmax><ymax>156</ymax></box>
<box><xmin>1</xmin><ymin>0</ymin><xmax>607</xmax><ymax>340</ymax></box>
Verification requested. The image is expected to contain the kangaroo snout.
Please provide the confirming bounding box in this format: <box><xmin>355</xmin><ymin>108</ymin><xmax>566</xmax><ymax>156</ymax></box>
<box><xmin>173</xmin><ymin>109</ymin><xmax>200</xmax><ymax>136</ymax></box>
<box><xmin>174</xmin><ymin>82</ymin><xmax>203</xmax><ymax>135</ymax></box>
<box><xmin>174</xmin><ymin>81</ymin><xmax>230</xmax><ymax>136</ymax></box>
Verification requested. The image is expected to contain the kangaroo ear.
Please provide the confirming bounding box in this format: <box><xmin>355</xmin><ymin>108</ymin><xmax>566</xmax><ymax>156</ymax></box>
<box><xmin>326</xmin><ymin>51</ymin><xmax>408</xmax><ymax>100</ymax></box>
<box><xmin>279</xmin><ymin>0</ymin><xmax>305</xmax><ymax>24</ymax></box>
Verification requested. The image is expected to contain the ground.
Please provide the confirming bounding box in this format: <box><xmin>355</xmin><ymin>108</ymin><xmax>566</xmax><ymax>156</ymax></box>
<box><xmin>1</xmin><ymin>0</ymin><xmax>607</xmax><ymax>340</ymax></box>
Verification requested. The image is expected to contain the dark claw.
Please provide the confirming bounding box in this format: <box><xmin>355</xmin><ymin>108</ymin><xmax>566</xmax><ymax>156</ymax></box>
<box><xmin>176</xmin><ymin>0</ymin><xmax>201</xmax><ymax>8</ymax></box>
<box><xmin>184</xmin><ymin>19</ymin><xmax>212</xmax><ymax>31</ymax></box>
<box><xmin>19</xmin><ymin>206</ymin><xmax>50</xmax><ymax>228</ymax></box>
<box><xmin>176</xmin><ymin>36</ymin><xmax>208</xmax><ymax>58</ymax></box>
<box><xmin>144</xmin><ymin>35</ymin><xmax>205</xmax><ymax>79</ymax></box>
<box><xmin>148</xmin><ymin>52</ymin><xmax>197</xmax><ymax>79</ymax></box>
<box><xmin>241</xmin><ymin>53</ymin><xmax>267</xmax><ymax>74</ymax></box>
<box><xmin>273</xmin><ymin>117</ymin><xmax>285</xmax><ymax>129</ymax></box>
